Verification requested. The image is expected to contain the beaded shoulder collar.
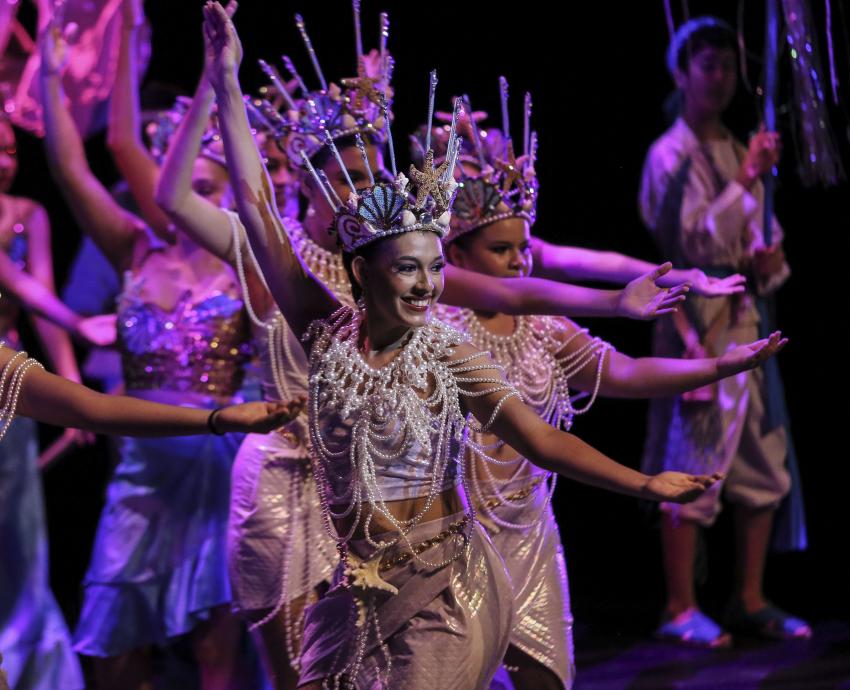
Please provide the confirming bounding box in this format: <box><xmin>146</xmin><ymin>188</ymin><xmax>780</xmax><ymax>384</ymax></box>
<box><xmin>286</xmin><ymin>219</ymin><xmax>352</xmax><ymax>301</ymax></box>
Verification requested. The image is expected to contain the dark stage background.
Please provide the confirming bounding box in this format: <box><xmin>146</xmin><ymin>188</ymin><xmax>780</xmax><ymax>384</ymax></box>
<box><xmin>8</xmin><ymin>0</ymin><xmax>850</xmax><ymax>674</ymax></box>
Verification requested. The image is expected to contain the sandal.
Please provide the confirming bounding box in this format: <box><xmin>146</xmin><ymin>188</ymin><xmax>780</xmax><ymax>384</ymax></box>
<box><xmin>655</xmin><ymin>607</ymin><xmax>732</xmax><ymax>648</ymax></box>
<box><xmin>724</xmin><ymin>601</ymin><xmax>812</xmax><ymax>640</ymax></box>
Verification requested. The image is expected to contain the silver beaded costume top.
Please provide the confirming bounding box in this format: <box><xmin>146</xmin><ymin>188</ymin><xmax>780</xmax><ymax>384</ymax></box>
<box><xmin>438</xmin><ymin>306</ymin><xmax>613</xmax><ymax>529</ymax></box>
<box><xmin>304</xmin><ymin>305</ymin><xmax>520</xmax><ymax>552</ymax></box>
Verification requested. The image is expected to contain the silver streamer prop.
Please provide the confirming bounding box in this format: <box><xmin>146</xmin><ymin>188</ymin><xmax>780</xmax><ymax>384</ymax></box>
<box><xmin>781</xmin><ymin>0</ymin><xmax>845</xmax><ymax>186</ymax></box>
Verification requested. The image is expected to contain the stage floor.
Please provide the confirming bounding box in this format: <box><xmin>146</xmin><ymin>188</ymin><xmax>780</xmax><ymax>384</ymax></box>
<box><xmin>574</xmin><ymin>620</ymin><xmax>850</xmax><ymax>689</ymax></box>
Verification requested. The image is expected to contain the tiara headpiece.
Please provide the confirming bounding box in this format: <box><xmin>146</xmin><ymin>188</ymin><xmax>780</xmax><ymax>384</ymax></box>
<box><xmin>300</xmin><ymin>72</ymin><xmax>461</xmax><ymax>253</ymax></box>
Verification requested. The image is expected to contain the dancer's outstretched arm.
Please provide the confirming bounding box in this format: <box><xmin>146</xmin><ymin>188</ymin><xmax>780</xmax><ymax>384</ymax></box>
<box><xmin>530</xmin><ymin>237</ymin><xmax>746</xmax><ymax>298</ymax></box>
<box><xmin>452</xmin><ymin>344</ymin><xmax>720</xmax><ymax>503</ymax></box>
<box><xmin>443</xmin><ymin>261</ymin><xmax>689</xmax><ymax>320</ymax></box>
<box><xmin>3</xmin><ymin>345</ymin><xmax>302</xmax><ymax>437</ymax></box>
<box><xmin>204</xmin><ymin>2</ymin><xmax>337</xmax><ymax>339</ymax></box>
<box><xmin>40</xmin><ymin>20</ymin><xmax>141</xmax><ymax>271</ymax></box>
<box><xmin>0</xmin><ymin>253</ymin><xmax>115</xmax><ymax>346</ymax></box>
<box><xmin>557</xmin><ymin>319</ymin><xmax>788</xmax><ymax>398</ymax></box>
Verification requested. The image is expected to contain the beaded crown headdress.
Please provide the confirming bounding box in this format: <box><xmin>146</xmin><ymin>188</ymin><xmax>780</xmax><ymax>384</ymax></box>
<box><xmin>246</xmin><ymin>1</ymin><xmax>393</xmax><ymax>168</ymax></box>
<box><xmin>300</xmin><ymin>71</ymin><xmax>463</xmax><ymax>254</ymax></box>
<box><xmin>146</xmin><ymin>97</ymin><xmax>228</xmax><ymax>167</ymax></box>
<box><xmin>422</xmin><ymin>78</ymin><xmax>538</xmax><ymax>243</ymax></box>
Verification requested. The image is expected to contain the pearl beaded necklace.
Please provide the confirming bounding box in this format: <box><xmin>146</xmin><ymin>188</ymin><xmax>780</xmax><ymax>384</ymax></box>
<box><xmin>303</xmin><ymin>306</ymin><xmax>520</xmax><ymax>686</ymax></box>
<box><xmin>0</xmin><ymin>341</ymin><xmax>43</xmax><ymax>442</ymax></box>
<box><xmin>444</xmin><ymin>308</ymin><xmax>612</xmax><ymax>531</ymax></box>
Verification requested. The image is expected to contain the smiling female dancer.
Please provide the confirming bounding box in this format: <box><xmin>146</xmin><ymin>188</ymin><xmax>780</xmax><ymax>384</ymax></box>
<box><xmin>201</xmin><ymin>5</ymin><xmax>730</xmax><ymax>687</ymax></box>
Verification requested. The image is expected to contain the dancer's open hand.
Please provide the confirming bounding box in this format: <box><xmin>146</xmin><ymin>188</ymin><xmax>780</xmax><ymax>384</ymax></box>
<box><xmin>76</xmin><ymin>314</ymin><xmax>117</xmax><ymax>348</ymax></box>
<box><xmin>618</xmin><ymin>263</ymin><xmax>690</xmax><ymax>320</ymax></box>
<box><xmin>39</xmin><ymin>6</ymin><xmax>74</xmax><ymax>76</ymax></box>
<box><xmin>642</xmin><ymin>471</ymin><xmax>723</xmax><ymax>503</ymax></box>
<box><xmin>202</xmin><ymin>1</ymin><xmax>243</xmax><ymax>87</ymax></box>
<box><xmin>688</xmin><ymin>269</ymin><xmax>747</xmax><ymax>298</ymax></box>
<box><xmin>716</xmin><ymin>331</ymin><xmax>787</xmax><ymax>378</ymax></box>
<box><xmin>214</xmin><ymin>396</ymin><xmax>306</xmax><ymax>434</ymax></box>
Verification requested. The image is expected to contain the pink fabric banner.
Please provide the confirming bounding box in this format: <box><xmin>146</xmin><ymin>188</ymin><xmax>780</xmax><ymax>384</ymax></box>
<box><xmin>1</xmin><ymin>0</ymin><xmax>126</xmax><ymax>137</ymax></box>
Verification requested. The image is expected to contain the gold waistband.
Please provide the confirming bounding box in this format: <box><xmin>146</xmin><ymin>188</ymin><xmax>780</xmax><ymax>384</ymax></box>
<box><xmin>479</xmin><ymin>475</ymin><xmax>545</xmax><ymax>510</ymax></box>
<box><xmin>378</xmin><ymin>515</ymin><xmax>471</xmax><ymax>573</ymax></box>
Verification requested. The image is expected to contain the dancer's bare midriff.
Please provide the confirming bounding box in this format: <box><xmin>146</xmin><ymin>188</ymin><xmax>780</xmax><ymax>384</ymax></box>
<box><xmin>332</xmin><ymin>486</ymin><xmax>465</xmax><ymax>541</ymax></box>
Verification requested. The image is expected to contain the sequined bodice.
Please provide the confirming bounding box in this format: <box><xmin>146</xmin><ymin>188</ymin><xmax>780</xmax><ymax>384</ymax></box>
<box><xmin>118</xmin><ymin>273</ymin><xmax>251</xmax><ymax>398</ymax></box>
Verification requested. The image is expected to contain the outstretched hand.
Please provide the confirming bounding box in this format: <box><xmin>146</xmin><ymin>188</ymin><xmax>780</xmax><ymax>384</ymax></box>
<box><xmin>689</xmin><ymin>270</ymin><xmax>747</xmax><ymax>298</ymax></box>
<box><xmin>76</xmin><ymin>314</ymin><xmax>118</xmax><ymax>348</ymax></box>
<box><xmin>642</xmin><ymin>471</ymin><xmax>723</xmax><ymax>503</ymax></box>
<box><xmin>716</xmin><ymin>331</ymin><xmax>788</xmax><ymax>378</ymax></box>
<box><xmin>618</xmin><ymin>262</ymin><xmax>690</xmax><ymax>320</ymax></box>
<box><xmin>202</xmin><ymin>0</ymin><xmax>239</xmax><ymax>76</ymax></box>
<box><xmin>202</xmin><ymin>1</ymin><xmax>243</xmax><ymax>87</ymax></box>
<box><xmin>215</xmin><ymin>396</ymin><xmax>306</xmax><ymax>434</ymax></box>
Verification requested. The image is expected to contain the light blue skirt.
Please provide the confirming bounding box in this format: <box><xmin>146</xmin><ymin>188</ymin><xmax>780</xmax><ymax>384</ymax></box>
<box><xmin>0</xmin><ymin>416</ymin><xmax>84</xmax><ymax>689</ymax></box>
<box><xmin>74</xmin><ymin>430</ymin><xmax>242</xmax><ymax>657</ymax></box>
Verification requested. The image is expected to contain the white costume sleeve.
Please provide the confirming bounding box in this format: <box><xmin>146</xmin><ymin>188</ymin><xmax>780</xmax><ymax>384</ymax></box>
<box><xmin>639</xmin><ymin>128</ymin><xmax>789</xmax><ymax>295</ymax></box>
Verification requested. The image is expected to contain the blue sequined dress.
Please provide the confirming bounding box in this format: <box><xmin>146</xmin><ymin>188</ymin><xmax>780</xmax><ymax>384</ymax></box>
<box><xmin>73</xmin><ymin>258</ymin><xmax>252</xmax><ymax>657</ymax></box>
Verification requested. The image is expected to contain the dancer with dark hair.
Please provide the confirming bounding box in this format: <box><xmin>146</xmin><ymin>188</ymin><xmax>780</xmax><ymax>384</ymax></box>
<box><xmin>201</xmin><ymin>5</ymin><xmax>731</xmax><ymax>686</ymax></box>
<box><xmin>160</xmin><ymin>6</ymin><xmax>697</xmax><ymax>686</ymax></box>
<box><xmin>437</xmin><ymin>77</ymin><xmax>788</xmax><ymax>688</ymax></box>
<box><xmin>639</xmin><ymin>17</ymin><xmax>808</xmax><ymax>646</ymax></box>
<box><xmin>39</xmin><ymin>6</ymin><xmax>262</xmax><ymax>686</ymax></box>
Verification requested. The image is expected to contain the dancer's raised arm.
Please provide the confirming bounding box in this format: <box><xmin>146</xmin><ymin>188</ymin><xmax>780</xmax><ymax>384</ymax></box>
<box><xmin>107</xmin><ymin>0</ymin><xmax>172</xmax><ymax>238</ymax></box>
<box><xmin>40</xmin><ymin>20</ymin><xmax>141</xmax><ymax>271</ymax></box>
<box><xmin>203</xmin><ymin>2</ymin><xmax>337</xmax><ymax>338</ymax></box>
<box><xmin>155</xmin><ymin>0</ymin><xmax>241</xmax><ymax>261</ymax></box>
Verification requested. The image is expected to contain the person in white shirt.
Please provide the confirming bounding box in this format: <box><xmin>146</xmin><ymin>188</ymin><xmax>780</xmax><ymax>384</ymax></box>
<box><xmin>639</xmin><ymin>16</ymin><xmax>809</xmax><ymax>646</ymax></box>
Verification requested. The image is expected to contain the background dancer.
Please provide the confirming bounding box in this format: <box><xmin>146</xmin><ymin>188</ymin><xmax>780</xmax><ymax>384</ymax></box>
<box><xmin>640</xmin><ymin>16</ymin><xmax>808</xmax><ymax>647</ymax></box>
<box><xmin>40</xmin><ymin>13</ymin><xmax>257</xmax><ymax>689</ymax></box>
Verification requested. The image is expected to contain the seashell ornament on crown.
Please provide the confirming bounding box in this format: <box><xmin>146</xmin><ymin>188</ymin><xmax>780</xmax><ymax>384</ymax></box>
<box><xmin>299</xmin><ymin>72</ymin><xmax>465</xmax><ymax>254</ymax></box>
